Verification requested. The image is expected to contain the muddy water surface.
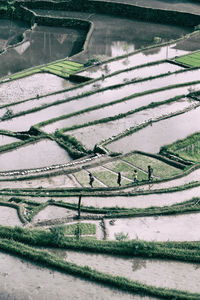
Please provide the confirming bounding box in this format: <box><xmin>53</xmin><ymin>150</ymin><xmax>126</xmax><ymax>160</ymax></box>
<box><xmin>101</xmin><ymin>62</ymin><xmax>183</xmax><ymax>85</ymax></box>
<box><xmin>1</xmin><ymin>69</ymin><xmax>199</xmax><ymax>132</ymax></box>
<box><xmin>0</xmin><ymin>174</ymin><xmax>77</xmax><ymax>189</ymax></box>
<box><xmin>80</xmin><ymin>44</ymin><xmax>189</xmax><ymax>78</ymax></box>
<box><xmin>107</xmin><ymin>0</ymin><xmax>200</xmax><ymax>16</ymax></box>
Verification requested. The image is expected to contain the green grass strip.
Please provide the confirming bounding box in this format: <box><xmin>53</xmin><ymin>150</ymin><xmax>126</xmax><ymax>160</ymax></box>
<box><xmin>1</xmin><ymin>226</ymin><xmax>200</xmax><ymax>265</ymax></box>
<box><xmin>53</xmin><ymin>63</ymin><xmax>80</xmax><ymax>71</ymax></box>
<box><xmin>64</xmin><ymin>223</ymin><xmax>96</xmax><ymax>235</ymax></box>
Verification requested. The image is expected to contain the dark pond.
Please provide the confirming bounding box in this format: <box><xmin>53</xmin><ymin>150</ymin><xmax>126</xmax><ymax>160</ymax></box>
<box><xmin>0</xmin><ymin>19</ymin><xmax>28</xmax><ymax>52</ymax></box>
<box><xmin>0</xmin><ymin>21</ymin><xmax>87</xmax><ymax>78</ymax></box>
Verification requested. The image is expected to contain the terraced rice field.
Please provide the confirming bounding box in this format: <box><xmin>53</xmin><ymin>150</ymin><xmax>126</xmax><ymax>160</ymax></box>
<box><xmin>9</xmin><ymin>59</ymin><xmax>83</xmax><ymax>80</ymax></box>
<box><xmin>1</xmin><ymin>0</ymin><xmax>200</xmax><ymax>299</ymax></box>
<box><xmin>175</xmin><ymin>50</ymin><xmax>200</xmax><ymax>67</ymax></box>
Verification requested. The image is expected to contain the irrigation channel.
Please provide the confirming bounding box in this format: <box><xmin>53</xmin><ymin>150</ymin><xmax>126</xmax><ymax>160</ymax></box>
<box><xmin>1</xmin><ymin>0</ymin><xmax>200</xmax><ymax>299</ymax></box>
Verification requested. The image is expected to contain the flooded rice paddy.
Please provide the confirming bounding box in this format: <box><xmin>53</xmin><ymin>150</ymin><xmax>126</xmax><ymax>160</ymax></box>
<box><xmin>3</xmin><ymin>68</ymin><xmax>199</xmax><ymax>132</ymax></box>
<box><xmin>0</xmin><ymin>206</ymin><xmax>22</xmax><ymax>226</ymax></box>
<box><xmin>2</xmin><ymin>66</ymin><xmax>195</xmax><ymax>132</ymax></box>
<box><xmin>33</xmin><ymin>205</ymin><xmax>76</xmax><ymax>223</ymax></box>
<box><xmin>0</xmin><ymin>139</ymin><xmax>72</xmax><ymax>171</ymax></box>
<box><xmin>0</xmin><ymin>252</ymin><xmax>155</xmax><ymax>300</ymax></box>
<box><xmin>56</xmin><ymin>185</ymin><xmax>200</xmax><ymax>208</ymax></box>
<box><xmin>105</xmin><ymin>212</ymin><xmax>200</xmax><ymax>241</ymax></box>
<box><xmin>1</xmin><ymin>2</ymin><xmax>200</xmax><ymax>298</ymax></box>
<box><xmin>107</xmin><ymin>104</ymin><xmax>200</xmax><ymax>154</ymax></box>
<box><xmin>0</xmin><ymin>73</ymin><xmax>75</xmax><ymax>105</ymax></box>
<box><xmin>110</xmin><ymin>0</ymin><xmax>200</xmax><ymax>16</ymax></box>
<box><xmin>51</xmin><ymin>250</ymin><xmax>200</xmax><ymax>293</ymax></box>
<box><xmin>80</xmin><ymin>44</ymin><xmax>189</xmax><ymax>78</ymax></box>
<box><xmin>0</xmin><ymin>174</ymin><xmax>77</xmax><ymax>189</ymax></box>
<box><xmin>42</xmin><ymin>95</ymin><xmax>195</xmax><ymax>133</ymax></box>
<box><xmin>2</xmin><ymin>68</ymin><xmax>196</xmax><ymax>132</ymax></box>
<box><xmin>0</xmin><ymin>135</ymin><xmax>20</xmax><ymax>146</ymax></box>
<box><xmin>66</xmin><ymin>97</ymin><xmax>196</xmax><ymax>149</ymax></box>
<box><xmin>41</xmin><ymin>83</ymin><xmax>200</xmax><ymax>133</ymax></box>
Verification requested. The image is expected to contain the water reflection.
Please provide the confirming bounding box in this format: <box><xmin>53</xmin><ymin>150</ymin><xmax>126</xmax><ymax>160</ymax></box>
<box><xmin>0</xmin><ymin>19</ymin><xmax>28</xmax><ymax>52</ymax></box>
<box><xmin>111</xmin><ymin>41</ymin><xmax>135</xmax><ymax>57</ymax></box>
<box><xmin>0</xmin><ymin>24</ymin><xmax>86</xmax><ymax>77</ymax></box>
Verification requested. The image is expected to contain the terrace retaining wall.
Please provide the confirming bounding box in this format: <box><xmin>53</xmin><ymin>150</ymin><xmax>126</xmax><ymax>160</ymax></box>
<box><xmin>22</xmin><ymin>0</ymin><xmax>200</xmax><ymax>27</ymax></box>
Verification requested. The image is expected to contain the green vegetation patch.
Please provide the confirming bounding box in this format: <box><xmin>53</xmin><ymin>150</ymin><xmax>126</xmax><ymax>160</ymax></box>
<box><xmin>161</xmin><ymin>132</ymin><xmax>200</xmax><ymax>163</ymax></box>
<box><xmin>41</xmin><ymin>60</ymin><xmax>83</xmax><ymax>78</ymax></box>
<box><xmin>90</xmin><ymin>166</ymin><xmax>131</xmax><ymax>187</ymax></box>
<box><xmin>175</xmin><ymin>51</ymin><xmax>200</xmax><ymax>67</ymax></box>
<box><xmin>6</xmin><ymin>59</ymin><xmax>83</xmax><ymax>82</ymax></box>
<box><xmin>64</xmin><ymin>223</ymin><xmax>96</xmax><ymax>235</ymax></box>
<box><xmin>104</xmin><ymin>160</ymin><xmax>147</xmax><ymax>181</ymax></box>
<box><xmin>73</xmin><ymin>170</ymin><xmax>104</xmax><ymax>188</ymax></box>
<box><xmin>123</xmin><ymin>153</ymin><xmax>182</xmax><ymax>179</ymax></box>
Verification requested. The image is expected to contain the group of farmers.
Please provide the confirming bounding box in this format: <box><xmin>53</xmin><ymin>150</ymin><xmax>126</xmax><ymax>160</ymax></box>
<box><xmin>88</xmin><ymin>165</ymin><xmax>153</xmax><ymax>187</ymax></box>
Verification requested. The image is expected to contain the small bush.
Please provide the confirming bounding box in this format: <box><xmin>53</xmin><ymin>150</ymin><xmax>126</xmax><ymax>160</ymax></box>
<box><xmin>49</xmin><ymin>226</ymin><xmax>65</xmax><ymax>245</ymax></box>
<box><xmin>115</xmin><ymin>232</ymin><xmax>129</xmax><ymax>241</ymax></box>
<box><xmin>84</xmin><ymin>56</ymin><xmax>102</xmax><ymax>67</ymax></box>
<box><xmin>153</xmin><ymin>36</ymin><xmax>162</xmax><ymax>44</ymax></box>
<box><xmin>1</xmin><ymin>108</ymin><xmax>13</xmax><ymax>120</ymax></box>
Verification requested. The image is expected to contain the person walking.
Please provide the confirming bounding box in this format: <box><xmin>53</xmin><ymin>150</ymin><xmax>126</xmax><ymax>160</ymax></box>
<box><xmin>89</xmin><ymin>172</ymin><xmax>94</xmax><ymax>188</ymax></box>
<box><xmin>117</xmin><ymin>172</ymin><xmax>121</xmax><ymax>186</ymax></box>
<box><xmin>148</xmin><ymin>165</ymin><xmax>153</xmax><ymax>181</ymax></box>
<box><xmin>133</xmin><ymin>170</ymin><xmax>138</xmax><ymax>183</ymax></box>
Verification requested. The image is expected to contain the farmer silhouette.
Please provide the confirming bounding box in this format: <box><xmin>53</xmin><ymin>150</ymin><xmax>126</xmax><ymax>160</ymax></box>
<box><xmin>89</xmin><ymin>172</ymin><xmax>94</xmax><ymax>188</ymax></box>
<box><xmin>133</xmin><ymin>170</ymin><xmax>138</xmax><ymax>183</ymax></box>
<box><xmin>148</xmin><ymin>165</ymin><xmax>153</xmax><ymax>181</ymax></box>
<box><xmin>117</xmin><ymin>172</ymin><xmax>121</xmax><ymax>186</ymax></box>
